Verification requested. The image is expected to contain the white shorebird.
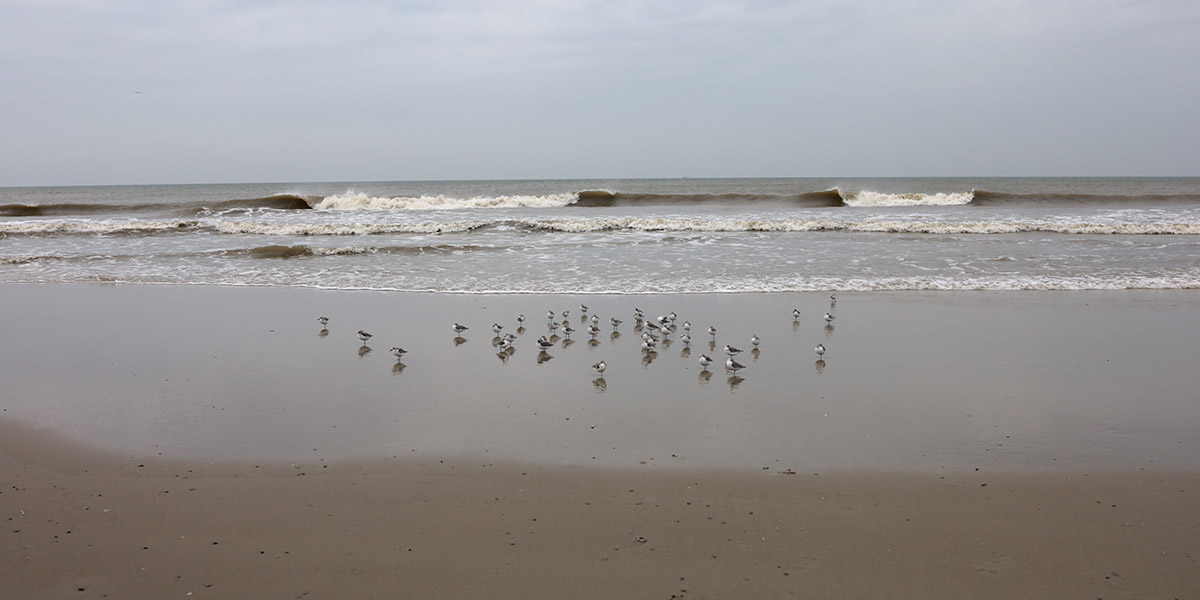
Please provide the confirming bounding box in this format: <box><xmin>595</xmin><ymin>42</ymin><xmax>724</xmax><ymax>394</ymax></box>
<box><xmin>668</xmin><ymin>312</ymin><xmax>677</xmax><ymax>322</ymax></box>
<box><xmin>750</xmin><ymin>335</ymin><xmax>761</xmax><ymax>347</ymax></box>
<box><xmin>547</xmin><ymin>310</ymin><xmax>556</xmax><ymax>320</ymax></box>
<box><xmin>592</xmin><ymin>360</ymin><xmax>606</xmax><ymax>376</ymax></box>
<box><xmin>707</xmin><ymin>325</ymin><xmax>717</xmax><ymax>339</ymax></box>
<box><xmin>497</xmin><ymin>337</ymin><xmax>513</xmax><ymax>350</ymax></box>
<box><xmin>390</xmin><ymin>346</ymin><xmax>407</xmax><ymax>359</ymax></box>
<box><xmin>517</xmin><ymin>314</ymin><xmax>526</xmax><ymax>325</ymax></box>
<box><xmin>698</xmin><ymin>354</ymin><xmax>713</xmax><ymax>370</ymax></box>
<box><xmin>610</xmin><ymin>317</ymin><xmax>623</xmax><ymax>329</ymax></box>
<box><xmin>560</xmin><ymin>323</ymin><xmax>575</xmax><ymax>338</ymax></box>
<box><xmin>580</xmin><ymin>304</ymin><xmax>589</xmax><ymax>314</ymax></box>
<box><xmin>536</xmin><ymin>336</ymin><xmax>555</xmax><ymax>350</ymax></box>
<box><xmin>680</xmin><ymin>333</ymin><xmax>691</xmax><ymax>346</ymax></box>
<box><xmin>453</xmin><ymin>323</ymin><xmax>469</xmax><ymax>334</ymax></box>
<box><xmin>358</xmin><ymin>330</ymin><xmax>373</xmax><ymax>344</ymax></box>
<box><xmin>633</xmin><ymin>308</ymin><xmax>644</xmax><ymax>320</ymax></box>
<box><xmin>824</xmin><ymin>312</ymin><xmax>835</xmax><ymax>324</ymax></box>
<box><xmin>815</xmin><ymin>343</ymin><xmax>826</xmax><ymax>357</ymax></box>
<box><xmin>318</xmin><ymin>316</ymin><xmax>329</xmax><ymax>327</ymax></box>
<box><xmin>562</xmin><ymin>310</ymin><xmax>570</xmax><ymax>319</ymax></box>
<box><xmin>590</xmin><ymin>314</ymin><xmax>600</xmax><ymax>325</ymax></box>
<box><xmin>682</xmin><ymin>321</ymin><xmax>691</xmax><ymax>332</ymax></box>
<box><xmin>641</xmin><ymin>338</ymin><xmax>657</xmax><ymax>351</ymax></box>
<box><xmin>724</xmin><ymin>344</ymin><xmax>743</xmax><ymax>357</ymax></box>
<box><xmin>792</xmin><ymin>309</ymin><xmax>801</xmax><ymax>320</ymax></box>
<box><xmin>492</xmin><ymin>323</ymin><xmax>504</xmax><ymax>335</ymax></box>
<box><xmin>587</xmin><ymin>325</ymin><xmax>601</xmax><ymax>338</ymax></box>
<box><xmin>830</xmin><ymin>293</ymin><xmax>837</xmax><ymax>304</ymax></box>
<box><xmin>725</xmin><ymin>356</ymin><xmax>746</xmax><ymax>373</ymax></box>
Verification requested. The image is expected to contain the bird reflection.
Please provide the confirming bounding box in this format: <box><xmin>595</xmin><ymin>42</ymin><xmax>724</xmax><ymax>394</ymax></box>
<box><xmin>516</xmin><ymin>326</ymin><xmax>526</xmax><ymax>335</ymax></box>
<box><xmin>815</xmin><ymin>359</ymin><xmax>826</xmax><ymax>374</ymax></box>
<box><xmin>561</xmin><ymin>338</ymin><xmax>575</xmax><ymax>349</ymax></box>
<box><xmin>641</xmin><ymin>350</ymin><xmax>658</xmax><ymax>367</ymax></box>
<box><xmin>698</xmin><ymin>370</ymin><xmax>713</xmax><ymax>385</ymax></box>
<box><xmin>537</xmin><ymin>351</ymin><xmax>553</xmax><ymax>364</ymax></box>
<box><xmin>392</xmin><ymin>361</ymin><xmax>406</xmax><ymax>375</ymax></box>
<box><xmin>751</xmin><ymin>348</ymin><xmax>760</xmax><ymax>361</ymax></box>
<box><xmin>453</xmin><ymin>336</ymin><xmax>467</xmax><ymax>346</ymax></box>
<box><xmin>680</xmin><ymin>346</ymin><xmax>691</xmax><ymax>359</ymax></box>
<box><xmin>592</xmin><ymin>378</ymin><xmax>607</xmax><ymax>393</ymax></box>
<box><xmin>727</xmin><ymin>375</ymin><xmax>745</xmax><ymax>390</ymax></box>
<box><xmin>358</xmin><ymin>345</ymin><xmax>372</xmax><ymax>358</ymax></box>
<box><xmin>610</xmin><ymin>331</ymin><xmax>621</xmax><ymax>342</ymax></box>
<box><xmin>824</xmin><ymin>324</ymin><xmax>835</xmax><ymax>337</ymax></box>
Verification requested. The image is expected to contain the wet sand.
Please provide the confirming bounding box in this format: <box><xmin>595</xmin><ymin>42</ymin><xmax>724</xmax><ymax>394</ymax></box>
<box><xmin>3</xmin><ymin>283</ymin><xmax>1200</xmax><ymax>597</ymax></box>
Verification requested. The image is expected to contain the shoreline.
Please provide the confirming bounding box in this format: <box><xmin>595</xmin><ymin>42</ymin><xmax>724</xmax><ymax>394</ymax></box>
<box><xmin>4</xmin><ymin>417</ymin><xmax>1199</xmax><ymax>599</ymax></box>
<box><xmin>3</xmin><ymin>283</ymin><xmax>1200</xmax><ymax>597</ymax></box>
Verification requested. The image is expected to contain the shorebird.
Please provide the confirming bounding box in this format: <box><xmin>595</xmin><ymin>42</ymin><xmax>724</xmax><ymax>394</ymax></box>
<box><xmin>590</xmin><ymin>314</ymin><xmax>600</xmax><ymax>325</ymax></box>
<box><xmin>587</xmin><ymin>325</ymin><xmax>601</xmax><ymax>338</ymax></box>
<box><xmin>536</xmin><ymin>336</ymin><xmax>555</xmax><ymax>350</ymax></box>
<box><xmin>497</xmin><ymin>337</ymin><xmax>513</xmax><ymax>350</ymax></box>
<box><xmin>517</xmin><ymin>314</ymin><xmax>526</xmax><ymax>325</ymax></box>
<box><xmin>681</xmin><ymin>321</ymin><xmax>691</xmax><ymax>332</ymax></box>
<box><xmin>562</xmin><ymin>310</ymin><xmax>570</xmax><ymax>319</ymax></box>
<box><xmin>592</xmin><ymin>360</ymin><xmax>606</xmax><ymax>376</ymax></box>
<box><xmin>824</xmin><ymin>312</ymin><xmax>835</xmax><ymax>324</ymax></box>
<box><xmin>633</xmin><ymin>308</ymin><xmax>644</xmax><ymax>319</ymax></box>
<box><xmin>610</xmin><ymin>317</ymin><xmax>623</xmax><ymax>329</ymax></box>
<box><xmin>547</xmin><ymin>310</ymin><xmax>556</xmax><ymax>320</ymax></box>
<box><xmin>725</xmin><ymin>356</ymin><xmax>746</xmax><ymax>373</ymax></box>
<box><xmin>668</xmin><ymin>312</ymin><xmax>677</xmax><ymax>322</ymax></box>
<box><xmin>580</xmin><ymin>304</ymin><xmax>589</xmax><ymax>314</ymax></box>
<box><xmin>815</xmin><ymin>343</ymin><xmax>826</xmax><ymax>357</ymax></box>
<box><xmin>830</xmin><ymin>293</ymin><xmax>837</xmax><ymax>304</ymax></box>
<box><xmin>698</xmin><ymin>354</ymin><xmax>713</xmax><ymax>370</ymax></box>
<box><xmin>453</xmin><ymin>323</ymin><xmax>469</xmax><ymax>334</ymax></box>
<box><xmin>724</xmin><ymin>344</ymin><xmax>743</xmax><ymax>357</ymax></box>
<box><xmin>707</xmin><ymin>325</ymin><xmax>717</xmax><ymax>339</ymax></box>
<box><xmin>492</xmin><ymin>323</ymin><xmax>504</xmax><ymax>335</ymax></box>
<box><xmin>390</xmin><ymin>346</ymin><xmax>407</xmax><ymax>359</ymax></box>
<box><xmin>358</xmin><ymin>330</ymin><xmax>373</xmax><ymax>344</ymax></box>
<box><xmin>318</xmin><ymin>316</ymin><xmax>329</xmax><ymax>327</ymax></box>
<box><xmin>641</xmin><ymin>338</ymin><xmax>657</xmax><ymax>351</ymax></box>
<box><xmin>792</xmin><ymin>309</ymin><xmax>801</xmax><ymax>320</ymax></box>
<box><xmin>680</xmin><ymin>333</ymin><xmax>691</xmax><ymax>346</ymax></box>
<box><xmin>560</xmin><ymin>323</ymin><xmax>575</xmax><ymax>338</ymax></box>
<box><xmin>750</xmin><ymin>335</ymin><xmax>761</xmax><ymax>347</ymax></box>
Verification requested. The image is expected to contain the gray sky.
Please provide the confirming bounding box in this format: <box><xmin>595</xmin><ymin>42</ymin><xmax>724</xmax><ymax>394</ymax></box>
<box><xmin>2</xmin><ymin>0</ymin><xmax>1197</xmax><ymax>186</ymax></box>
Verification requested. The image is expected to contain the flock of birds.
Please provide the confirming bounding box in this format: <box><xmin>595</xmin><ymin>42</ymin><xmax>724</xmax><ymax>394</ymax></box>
<box><xmin>317</xmin><ymin>294</ymin><xmax>839</xmax><ymax>384</ymax></box>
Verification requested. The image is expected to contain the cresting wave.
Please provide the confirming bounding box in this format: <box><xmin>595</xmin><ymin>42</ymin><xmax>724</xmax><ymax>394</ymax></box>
<box><xmin>4</xmin><ymin>218</ymin><xmax>1200</xmax><ymax>236</ymax></box>
<box><xmin>312</xmin><ymin>192</ymin><xmax>578</xmax><ymax>210</ymax></box>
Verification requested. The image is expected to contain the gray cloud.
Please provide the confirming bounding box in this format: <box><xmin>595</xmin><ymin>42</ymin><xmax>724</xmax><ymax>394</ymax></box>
<box><xmin>2</xmin><ymin>0</ymin><xmax>1197</xmax><ymax>185</ymax></box>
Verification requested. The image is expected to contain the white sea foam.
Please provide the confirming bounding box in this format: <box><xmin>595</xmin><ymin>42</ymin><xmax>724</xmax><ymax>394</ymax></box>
<box><xmin>312</xmin><ymin>192</ymin><xmax>579</xmax><ymax>211</ymax></box>
<box><xmin>0</xmin><ymin>220</ymin><xmax>197</xmax><ymax>234</ymax></box>
<box><xmin>843</xmin><ymin>191</ymin><xmax>975</xmax><ymax>207</ymax></box>
<box><xmin>209</xmin><ymin>221</ymin><xmax>486</xmax><ymax>235</ymax></box>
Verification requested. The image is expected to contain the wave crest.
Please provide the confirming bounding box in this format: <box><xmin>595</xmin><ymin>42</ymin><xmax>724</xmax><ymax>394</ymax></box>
<box><xmin>312</xmin><ymin>192</ymin><xmax>578</xmax><ymax>211</ymax></box>
<box><xmin>842</xmin><ymin>191</ymin><xmax>975</xmax><ymax>207</ymax></box>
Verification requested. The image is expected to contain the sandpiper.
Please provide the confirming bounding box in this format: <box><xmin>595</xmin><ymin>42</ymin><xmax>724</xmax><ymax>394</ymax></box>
<box><xmin>453</xmin><ymin>323</ymin><xmax>469</xmax><ymax>334</ymax></box>
<box><xmin>318</xmin><ymin>316</ymin><xmax>329</xmax><ymax>327</ymax></box>
<box><xmin>725</xmin><ymin>356</ymin><xmax>746</xmax><ymax>373</ymax></box>
<box><xmin>750</xmin><ymin>335</ymin><xmax>761</xmax><ymax>347</ymax></box>
<box><xmin>724</xmin><ymin>344</ymin><xmax>743</xmax><ymax>357</ymax></box>
<box><xmin>824</xmin><ymin>312</ymin><xmax>835</xmax><ymax>324</ymax></box>
<box><xmin>390</xmin><ymin>346</ymin><xmax>407</xmax><ymax>359</ymax></box>
<box><xmin>815</xmin><ymin>343</ymin><xmax>826</xmax><ymax>357</ymax></box>
<box><xmin>698</xmin><ymin>354</ymin><xmax>713</xmax><ymax>370</ymax></box>
<box><xmin>592</xmin><ymin>360</ymin><xmax>606</xmax><ymax>376</ymax></box>
<box><xmin>358</xmin><ymin>330</ymin><xmax>373</xmax><ymax>344</ymax></box>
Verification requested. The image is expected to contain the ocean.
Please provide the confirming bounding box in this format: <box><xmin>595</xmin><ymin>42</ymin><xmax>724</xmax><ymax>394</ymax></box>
<box><xmin>3</xmin><ymin>177</ymin><xmax>1200</xmax><ymax>293</ymax></box>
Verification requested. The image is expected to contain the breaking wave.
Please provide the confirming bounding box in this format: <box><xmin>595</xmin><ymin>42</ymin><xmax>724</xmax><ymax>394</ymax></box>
<box><xmin>841</xmin><ymin>191</ymin><xmax>975</xmax><ymax>207</ymax></box>
<box><xmin>312</xmin><ymin>192</ymin><xmax>578</xmax><ymax>211</ymax></box>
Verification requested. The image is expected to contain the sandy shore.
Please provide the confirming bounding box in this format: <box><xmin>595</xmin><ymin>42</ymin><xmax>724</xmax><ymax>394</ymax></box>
<box><xmin>3</xmin><ymin>283</ymin><xmax>1200</xmax><ymax>597</ymax></box>
<box><xmin>4</xmin><ymin>421</ymin><xmax>1199</xmax><ymax>599</ymax></box>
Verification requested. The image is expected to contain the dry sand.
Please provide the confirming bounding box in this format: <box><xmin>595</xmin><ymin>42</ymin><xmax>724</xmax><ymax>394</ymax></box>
<box><xmin>3</xmin><ymin>283</ymin><xmax>1200</xmax><ymax>597</ymax></box>
<box><xmin>4</xmin><ymin>421</ymin><xmax>1199</xmax><ymax>599</ymax></box>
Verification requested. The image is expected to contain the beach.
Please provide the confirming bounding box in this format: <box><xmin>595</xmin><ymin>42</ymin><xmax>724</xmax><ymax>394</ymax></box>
<box><xmin>3</xmin><ymin>283</ymin><xmax>1200</xmax><ymax>598</ymax></box>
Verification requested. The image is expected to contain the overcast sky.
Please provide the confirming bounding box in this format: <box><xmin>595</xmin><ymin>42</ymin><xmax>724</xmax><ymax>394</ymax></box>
<box><xmin>2</xmin><ymin>0</ymin><xmax>1197</xmax><ymax>186</ymax></box>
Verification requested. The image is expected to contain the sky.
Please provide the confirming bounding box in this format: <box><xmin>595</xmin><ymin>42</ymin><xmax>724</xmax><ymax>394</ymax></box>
<box><xmin>2</xmin><ymin>0</ymin><xmax>1198</xmax><ymax>186</ymax></box>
